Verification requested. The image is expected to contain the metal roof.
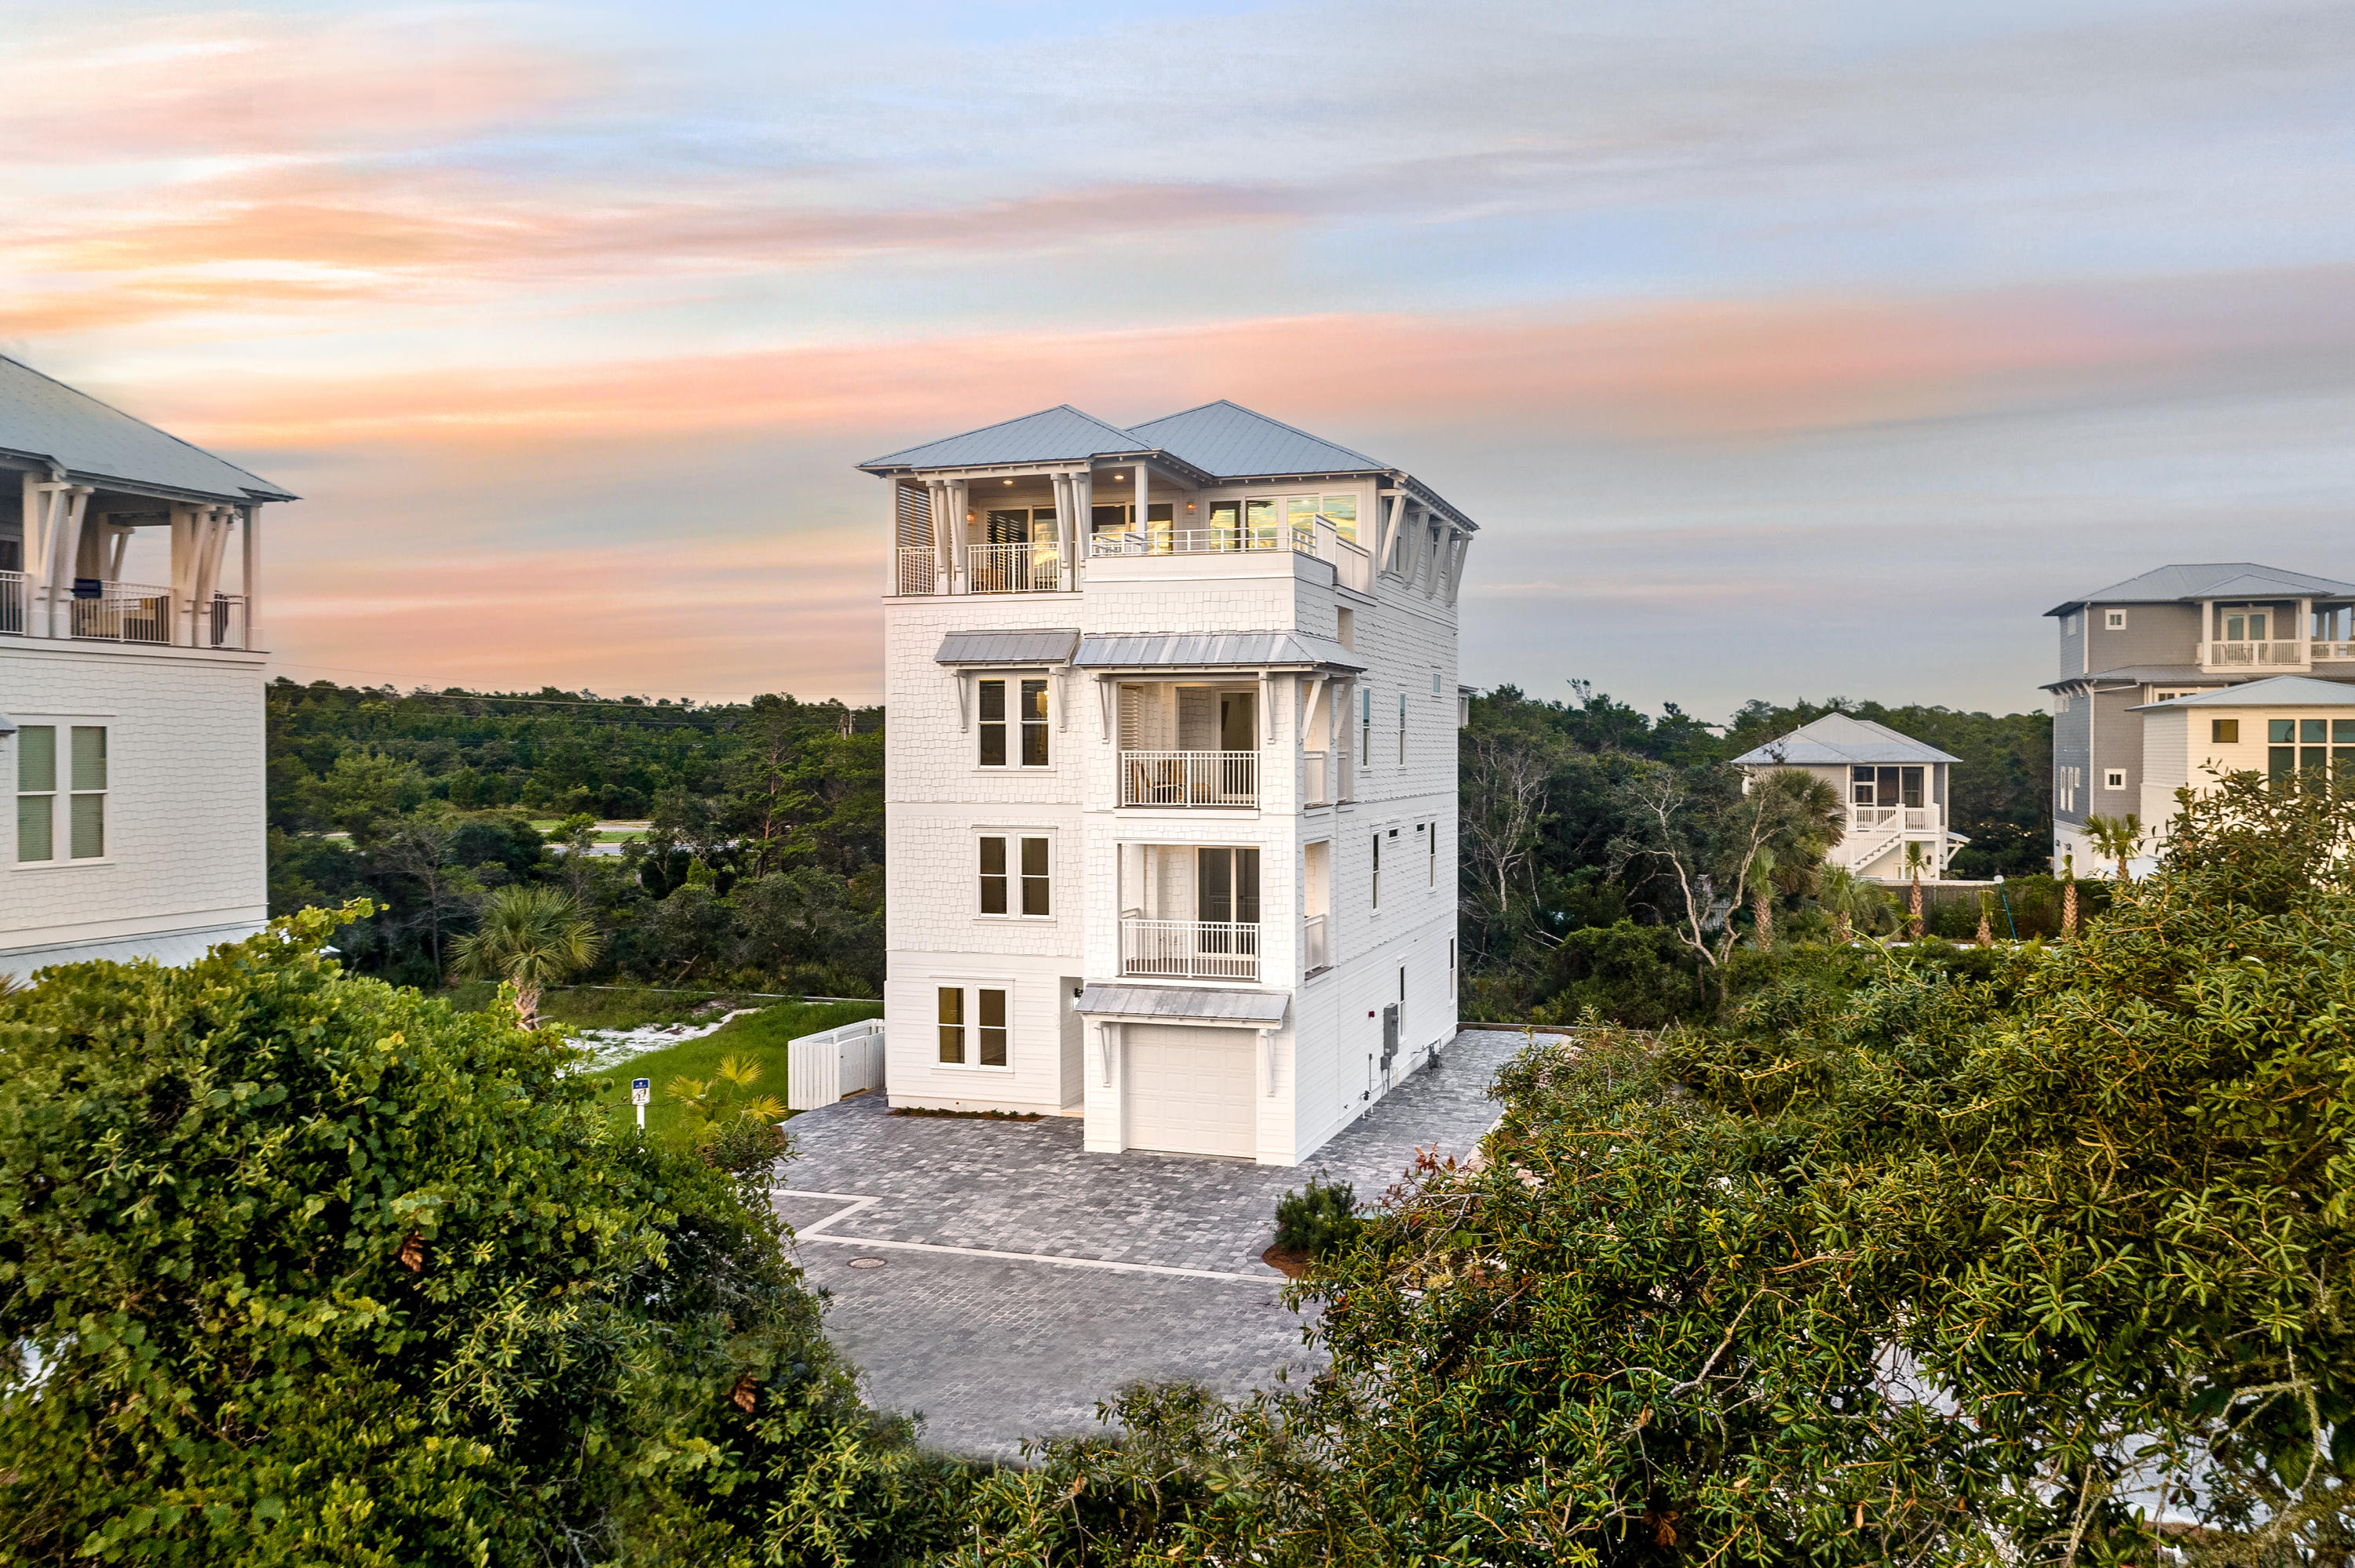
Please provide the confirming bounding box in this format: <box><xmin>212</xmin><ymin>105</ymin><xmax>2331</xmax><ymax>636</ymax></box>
<box><xmin>1126</xmin><ymin>399</ymin><xmax>1386</xmax><ymax>480</ymax></box>
<box><xmin>933</xmin><ymin>629</ymin><xmax>1080</xmax><ymax>666</ymax></box>
<box><xmin>1074</xmin><ymin>984</ymin><xmax>1290</xmax><ymax>1025</ymax></box>
<box><xmin>1732</xmin><ymin>713</ymin><xmax>1961</xmax><ymax>767</ymax></box>
<box><xmin>0</xmin><ymin>353</ymin><xmax>294</xmax><ymax>505</ymax></box>
<box><xmin>1071</xmin><ymin>630</ymin><xmax>1365</xmax><ymax>672</ymax></box>
<box><xmin>2042</xmin><ymin>665</ymin><xmax>2355</xmax><ymax>691</ymax></box>
<box><xmin>859</xmin><ymin>405</ymin><xmax>1148</xmax><ymax>472</ymax></box>
<box><xmin>2045</xmin><ymin>563</ymin><xmax>2355</xmax><ymax>617</ymax></box>
<box><xmin>2130</xmin><ymin>675</ymin><xmax>2355</xmax><ymax>710</ymax></box>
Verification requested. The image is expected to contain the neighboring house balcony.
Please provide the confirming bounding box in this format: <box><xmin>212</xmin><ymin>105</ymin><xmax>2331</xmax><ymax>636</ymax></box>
<box><xmin>2199</xmin><ymin>638</ymin><xmax>2355</xmax><ymax>672</ymax></box>
<box><xmin>0</xmin><ymin>571</ymin><xmax>250</xmax><ymax>650</ymax></box>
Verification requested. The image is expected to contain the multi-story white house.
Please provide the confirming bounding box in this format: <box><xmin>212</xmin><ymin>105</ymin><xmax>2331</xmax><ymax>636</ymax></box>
<box><xmin>1732</xmin><ymin>713</ymin><xmax>1965</xmax><ymax>879</ymax></box>
<box><xmin>2046</xmin><ymin>563</ymin><xmax>2355</xmax><ymax>872</ymax></box>
<box><xmin>1</xmin><ymin>355</ymin><xmax>291</xmax><ymax>980</ymax></box>
<box><xmin>867</xmin><ymin>401</ymin><xmax>1473</xmax><ymax>1165</ymax></box>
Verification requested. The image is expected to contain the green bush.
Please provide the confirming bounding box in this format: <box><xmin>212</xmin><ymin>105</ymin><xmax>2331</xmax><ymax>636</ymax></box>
<box><xmin>0</xmin><ymin>903</ymin><xmax>943</xmax><ymax>1564</ymax></box>
<box><xmin>1272</xmin><ymin>1176</ymin><xmax>1362</xmax><ymax>1258</ymax></box>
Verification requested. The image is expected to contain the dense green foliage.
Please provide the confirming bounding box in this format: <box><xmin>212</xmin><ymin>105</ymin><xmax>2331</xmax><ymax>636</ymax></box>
<box><xmin>947</xmin><ymin>771</ymin><xmax>2353</xmax><ymax>1563</ymax></box>
<box><xmin>266</xmin><ymin>682</ymin><xmax>883</xmax><ymax>994</ymax></box>
<box><xmin>1270</xmin><ymin>1177</ymin><xmax>1363</xmax><ymax>1260</ymax></box>
<box><xmin>0</xmin><ymin>906</ymin><xmax>958</xmax><ymax>1566</ymax></box>
<box><xmin>1460</xmin><ymin>682</ymin><xmax>2058</xmax><ymax>1023</ymax></box>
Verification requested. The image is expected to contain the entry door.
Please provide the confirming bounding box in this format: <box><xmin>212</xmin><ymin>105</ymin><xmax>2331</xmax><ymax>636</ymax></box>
<box><xmin>1124</xmin><ymin>1024</ymin><xmax>1255</xmax><ymax>1158</ymax></box>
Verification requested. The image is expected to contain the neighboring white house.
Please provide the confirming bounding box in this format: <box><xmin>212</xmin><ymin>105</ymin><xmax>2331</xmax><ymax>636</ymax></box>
<box><xmin>1732</xmin><ymin>713</ymin><xmax>1965</xmax><ymax>880</ymax></box>
<box><xmin>1</xmin><ymin>354</ymin><xmax>292</xmax><ymax>982</ymax></box>
<box><xmin>2125</xmin><ymin>676</ymin><xmax>2355</xmax><ymax>866</ymax></box>
<box><xmin>866</xmin><ymin>400</ymin><xmax>1472</xmax><ymax>1165</ymax></box>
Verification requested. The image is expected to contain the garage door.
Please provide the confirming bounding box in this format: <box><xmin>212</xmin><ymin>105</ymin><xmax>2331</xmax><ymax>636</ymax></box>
<box><xmin>1124</xmin><ymin>1024</ymin><xmax>1256</xmax><ymax>1158</ymax></box>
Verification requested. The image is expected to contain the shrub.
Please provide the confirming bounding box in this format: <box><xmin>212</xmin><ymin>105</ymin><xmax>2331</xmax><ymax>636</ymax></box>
<box><xmin>1272</xmin><ymin>1176</ymin><xmax>1362</xmax><ymax>1259</ymax></box>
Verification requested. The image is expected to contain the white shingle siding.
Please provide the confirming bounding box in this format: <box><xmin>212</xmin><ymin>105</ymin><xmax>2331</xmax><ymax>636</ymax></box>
<box><xmin>881</xmin><ymin>463</ymin><xmax>1463</xmax><ymax>1165</ymax></box>
<box><xmin>2</xmin><ymin>642</ymin><xmax>268</xmax><ymax>979</ymax></box>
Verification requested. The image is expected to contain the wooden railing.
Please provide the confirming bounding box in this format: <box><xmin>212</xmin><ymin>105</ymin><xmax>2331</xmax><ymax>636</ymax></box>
<box><xmin>1119</xmin><ymin>919</ymin><xmax>1261</xmax><ymax>982</ymax></box>
<box><xmin>1119</xmin><ymin>751</ymin><xmax>1258</xmax><ymax>807</ymax></box>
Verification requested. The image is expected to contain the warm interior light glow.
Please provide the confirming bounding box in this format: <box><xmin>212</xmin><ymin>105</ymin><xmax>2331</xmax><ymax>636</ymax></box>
<box><xmin>1003</xmin><ymin>478</ymin><xmax>1013</xmax><ymax>485</ymax></box>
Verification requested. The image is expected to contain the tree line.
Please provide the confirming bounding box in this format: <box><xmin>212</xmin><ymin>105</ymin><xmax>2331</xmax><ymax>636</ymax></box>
<box><xmin>267</xmin><ymin>680</ymin><xmax>884</xmax><ymax>996</ymax></box>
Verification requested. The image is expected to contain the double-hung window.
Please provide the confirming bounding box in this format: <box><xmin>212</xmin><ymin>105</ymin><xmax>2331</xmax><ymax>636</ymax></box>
<box><xmin>1360</xmin><ymin>689</ymin><xmax>1371</xmax><ymax>765</ymax></box>
<box><xmin>1397</xmin><ymin>693</ymin><xmax>1408</xmax><ymax>764</ymax></box>
<box><xmin>977</xmin><ymin>677</ymin><xmax>1050</xmax><ymax>768</ymax></box>
<box><xmin>1426</xmin><ymin>822</ymin><xmax>1437</xmax><ymax>887</ymax></box>
<box><xmin>979</xmin><ymin>834</ymin><xmax>1050</xmax><ymax>917</ymax></box>
<box><xmin>936</xmin><ymin>984</ymin><xmax>1009</xmax><ymax>1067</ymax></box>
<box><xmin>16</xmin><ymin>724</ymin><xmax>105</xmax><ymax>863</ymax></box>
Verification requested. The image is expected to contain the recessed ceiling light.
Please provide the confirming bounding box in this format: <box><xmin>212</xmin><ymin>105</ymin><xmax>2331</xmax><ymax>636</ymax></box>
<box><xmin>1003</xmin><ymin>479</ymin><xmax>1013</xmax><ymax>485</ymax></box>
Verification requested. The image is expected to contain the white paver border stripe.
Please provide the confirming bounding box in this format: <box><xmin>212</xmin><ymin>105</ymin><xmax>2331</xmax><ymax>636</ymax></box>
<box><xmin>775</xmin><ymin>1187</ymin><xmax>1280</xmax><ymax>1285</ymax></box>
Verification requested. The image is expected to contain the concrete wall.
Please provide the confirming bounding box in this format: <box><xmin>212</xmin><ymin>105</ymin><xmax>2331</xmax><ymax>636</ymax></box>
<box><xmin>2</xmin><ymin>640</ymin><xmax>268</xmax><ymax>979</ymax></box>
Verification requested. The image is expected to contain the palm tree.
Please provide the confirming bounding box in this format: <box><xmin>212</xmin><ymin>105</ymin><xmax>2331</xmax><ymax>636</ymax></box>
<box><xmin>452</xmin><ymin>885</ymin><xmax>603</xmax><ymax>1027</ymax></box>
<box><xmin>1816</xmin><ymin>865</ymin><xmax>1869</xmax><ymax>943</ymax></box>
<box><xmin>1904</xmin><ymin>841</ymin><xmax>1927</xmax><ymax>939</ymax></box>
<box><xmin>1975</xmin><ymin>888</ymin><xmax>1995</xmax><ymax>947</ymax></box>
<box><xmin>2061</xmin><ymin>851</ymin><xmax>2079</xmax><ymax>939</ymax></box>
<box><xmin>2081</xmin><ymin>814</ymin><xmax>2145</xmax><ymax>882</ymax></box>
<box><xmin>1748</xmin><ymin>844</ymin><xmax>1776</xmax><ymax>951</ymax></box>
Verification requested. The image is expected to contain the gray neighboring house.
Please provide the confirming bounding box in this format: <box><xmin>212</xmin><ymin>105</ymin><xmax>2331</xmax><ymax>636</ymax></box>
<box><xmin>2046</xmin><ymin>563</ymin><xmax>2355</xmax><ymax>873</ymax></box>
<box><xmin>1732</xmin><ymin>713</ymin><xmax>1964</xmax><ymax>881</ymax></box>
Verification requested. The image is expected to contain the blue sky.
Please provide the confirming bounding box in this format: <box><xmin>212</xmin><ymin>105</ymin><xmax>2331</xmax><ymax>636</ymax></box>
<box><xmin>6</xmin><ymin>0</ymin><xmax>2351</xmax><ymax>717</ymax></box>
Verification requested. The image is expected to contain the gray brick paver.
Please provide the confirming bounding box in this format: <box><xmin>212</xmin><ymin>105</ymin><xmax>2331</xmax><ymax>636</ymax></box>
<box><xmin>777</xmin><ymin>1030</ymin><xmax>1532</xmax><ymax>1457</ymax></box>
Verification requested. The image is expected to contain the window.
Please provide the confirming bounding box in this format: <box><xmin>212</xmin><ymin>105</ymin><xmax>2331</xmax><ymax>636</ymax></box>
<box><xmin>2225</xmin><ymin>610</ymin><xmax>2269</xmax><ymax>642</ymax></box>
<box><xmin>1448</xmin><ymin>937</ymin><xmax>1456</xmax><ymax>998</ymax></box>
<box><xmin>1431</xmin><ymin>669</ymin><xmax>1442</xmax><ymax>696</ymax></box>
<box><xmin>2063</xmin><ymin>613</ymin><xmax>2079</xmax><ymax>635</ymax></box>
<box><xmin>979</xmin><ymin>835</ymin><xmax>1050</xmax><ymax>917</ymax></box>
<box><xmin>937</xmin><ymin>985</ymin><xmax>1010</xmax><ymax>1068</ymax></box>
<box><xmin>977</xmin><ymin>988</ymin><xmax>1009</xmax><ymax>1067</ymax></box>
<box><xmin>937</xmin><ymin>987</ymin><xmax>965</xmax><ymax>1063</ymax></box>
<box><xmin>1427</xmin><ymin>821</ymin><xmax>1437</xmax><ymax>887</ymax></box>
<box><xmin>1371</xmin><ymin>831</ymin><xmax>1381</xmax><ymax>910</ymax></box>
<box><xmin>1334</xmin><ymin>607</ymin><xmax>1354</xmax><ymax>650</ymax></box>
<box><xmin>2057</xmin><ymin>766</ymin><xmax>2079</xmax><ymax>813</ymax></box>
<box><xmin>1277</xmin><ymin>492</ymin><xmax>1359</xmax><ymax>544</ymax></box>
<box><xmin>2212</xmin><ymin>719</ymin><xmax>2239</xmax><ymax>744</ymax></box>
<box><xmin>14</xmin><ymin>724</ymin><xmax>104</xmax><ymax>864</ymax></box>
<box><xmin>1360</xmin><ymin>688</ymin><xmax>1371</xmax><ymax>764</ymax></box>
<box><xmin>1397</xmin><ymin>693</ymin><xmax>1408</xmax><ymax>764</ymax></box>
<box><xmin>976</xmin><ymin>678</ymin><xmax>1049</xmax><ymax>767</ymax></box>
<box><xmin>1849</xmin><ymin>765</ymin><xmax>1924</xmax><ymax>809</ymax></box>
<box><xmin>2104</xmin><ymin>768</ymin><xmax>2127</xmax><ymax>790</ymax></box>
<box><xmin>2338</xmin><ymin>719</ymin><xmax>2355</xmax><ymax>784</ymax></box>
<box><xmin>2105</xmin><ymin>609</ymin><xmax>2127</xmax><ymax>629</ymax></box>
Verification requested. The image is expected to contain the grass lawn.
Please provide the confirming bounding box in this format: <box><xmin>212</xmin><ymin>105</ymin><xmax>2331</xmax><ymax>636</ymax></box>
<box><xmin>586</xmin><ymin>998</ymin><xmax>884</xmax><ymax>1139</ymax></box>
<box><xmin>445</xmin><ymin>982</ymin><xmax>817</xmax><ymax>1031</ymax></box>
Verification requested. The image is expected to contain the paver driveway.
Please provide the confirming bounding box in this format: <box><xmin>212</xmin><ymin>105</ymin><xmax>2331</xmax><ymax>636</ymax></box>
<box><xmin>771</xmin><ymin>1027</ymin><xmax>1532</xmax><ymax>1458</ymax></box>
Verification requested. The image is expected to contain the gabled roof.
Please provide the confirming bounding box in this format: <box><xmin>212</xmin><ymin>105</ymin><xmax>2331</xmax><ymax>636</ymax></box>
<box><xmin>2130</xmin><ymin>675</ymin><xmax>2355</xmax><ymax>710</ymax></box>
<box><xmin>0</xmin><ymin>353</ymin><xmax>294</xmax><ymax>505</ymax></box>
<box><xmin>1732</xmin><ymin>713</ymin><xmax>1961</xmax><ymax>767</ymax></box>
<box><xmin>2046</xmin><ymin>563</ymin><xmax>2355</xmax><ymax>617</ymax></box>
<box><xmin>860</xmin><ymin>404</ymin><xmax>1148</xmax><ymax>472</ymax></box>
<box><xmin>1126</xmin><ymin>399</ymin><xmax>1387</xmax><ymax>480</ymax></box>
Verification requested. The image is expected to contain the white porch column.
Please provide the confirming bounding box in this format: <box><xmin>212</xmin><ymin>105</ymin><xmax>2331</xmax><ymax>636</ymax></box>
<box><xmin>1070</xmin><ymin>469</ymin><xmax>1093</xmax><ymax>585</ymax></box>
<box><xmin>2197</xmin><ymin>600</ymin><xmax>2213</xmax><ymax>671</ymax></box>
<box><xmin>948</xmin><ymin>477</ymin><xmax>969</xmax><ymax>589</ymax></box>
<box><xmin>1134</xmin><ymin>464</ymin><xmax>1148</xmax><ymax>541</ymax></box>
<box><xmin>1050</xmin><ymin>472</ymin><xmax>1073</xmax><ymax>589</ymax></box>
<box><xmin>37</xmin><ymin>483</ymin><xmax>92</xmax><ymax>639</ymax></box>
<box><xmin>242</xmin><ymin>505</ymin><xmax>263</xmax><ymax>649</ymax></box>
<box><xmin>2298</xmin><ymin>597</ymin><xmax>2313</xmax><ymax>665</ymax></box>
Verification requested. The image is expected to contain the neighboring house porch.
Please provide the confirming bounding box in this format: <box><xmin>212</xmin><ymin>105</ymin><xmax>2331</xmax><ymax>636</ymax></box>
<box><xmin>1732</xmin><ymin>713</ymin><xmax>1966</xmax><ymax>881</ymax></box>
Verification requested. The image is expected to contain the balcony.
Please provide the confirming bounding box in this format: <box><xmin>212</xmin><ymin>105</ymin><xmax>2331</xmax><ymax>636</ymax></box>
<box><xmin>1849</xmin><ymin>804</ymin><xmax>1941</xmax><ymax>834</ymax></box>
<box><xmin>1090</xmin><ymin>518</ymin><xmax>1373</xmax><ymax>592</ymax></box>
<box><xmin>2205</xmin><ymin>640</ymin><xmax>2304</xmax><ymax>669</ymax></box>
<box><xmin>2319</xmin><ymin>641</ymin><xmax>2355</xmax><ymax>662</ymax></box>
<box><xmin>2</xmin><ymin>578</ymin><xmax>250</xmax><ymax>650</ymax></box>
<box><xmin>968</xmin><ymin>542</ymin><xmax>1062</xmax><ymax>594</ymax></box>
<box><xmin>0</xmin><ymin>571</ymin><xmax>21</xmax><ymax>636</ymax></box>
<box><xmin>1119</xmin><ymin>750</ymin><xmax>1257</xmax><ymax>807</ymax></box>
<box><xmin>69</xmin><ymin>583</ymin><xmax>173</xmax><ymax>644</ymax></box>
<box><xmin>1119</xmin><ymin>917</ymin><xmax>1261</xmax><ymax>983</ymax></box>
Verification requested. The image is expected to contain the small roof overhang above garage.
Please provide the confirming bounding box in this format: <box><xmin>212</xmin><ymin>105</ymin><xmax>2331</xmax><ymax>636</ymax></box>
<box><xmin>1071</xmin><ymin>630</ymin><xmax>1364</xmax><ymax>674</ymax></box>
<box><xmin>1074</xmin><ymin>984</ymin><xmax>1291</xmax><ymax>1026</ymax></box>
<box><xmin>934</xmin><ymin>628</ymin><xmax>1080</xmax><ymax>667</ymax></box>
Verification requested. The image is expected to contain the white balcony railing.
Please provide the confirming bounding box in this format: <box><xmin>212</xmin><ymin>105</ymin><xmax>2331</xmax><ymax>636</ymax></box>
<box><xmin>895</xmin><ymin>547</ymin><xmax>939</xmax><ymax>596</ymax></box>
<box><xmin>966</xmin><ymin>542</ymin><xmax>1062</xmax><ymax>593</ymax></box>
<box><xmin>1850</xmin><ymin>804</ymin><xmax>1942</xmax><ymax>833</ymax></box>
<box><xmin>205</xmin><ymin>593</ymin><xmax>249</xmax><ymax>650</ymax></box>
<box><xmin>1091</xmin><ymin>526</ymin><xmax>1314</xmax><ymax>559</ymax></box>
<box><xmin>0</xmin><ymin>571</ymin><xmax>24</xmax><ymax>636</ymax></box>
<box><xmin>70</xmin><ymin>583</ymin><xmax>173</xmax><ymax>644</ymax></box>
<box><xmin>2312</xmin><ymin>640</ymin><xmax>2355</xmax><ymax>662</ymax></box>
<box><xmin>2207</xmin><ymin>640</ymin><xmax>2304</xmax><ymax>668</ymax></box>
<box><xmin>1303</xmin><ymin>749</ymin><xmax>1331</xmax><ymax>806</ymax></box>
<box><xmin>1302</xmin><ymin>913</ymin><xmax>1328</xmax><ymax>974</ymax></box>
<box><xmin>1120</xmin><ymin>918</ymin><xmax>1261</xmax><ymax>982</ymax></box>
<box><xmin>1119</xmin><ymin>750</ymin><xmax>1258</xmax><ymax>807</ymax></box>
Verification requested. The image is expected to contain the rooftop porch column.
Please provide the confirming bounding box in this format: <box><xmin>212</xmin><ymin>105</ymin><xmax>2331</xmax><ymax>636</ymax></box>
<box><xmin>243</xmin><ymin>505</ymin><xmax>263</xmax><ymax>649</ymax></box>
<box><xmin>1069</xmin><ymin>468</ymin><xmax>1092</xmax><ymax>585</ymax></box>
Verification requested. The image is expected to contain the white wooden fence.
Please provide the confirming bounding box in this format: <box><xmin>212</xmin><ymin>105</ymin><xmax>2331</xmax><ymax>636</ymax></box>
<box><xmin>787</xmin><ymin>1017</ymin><xmax>887</xmax><ymax>1111</ymax></box>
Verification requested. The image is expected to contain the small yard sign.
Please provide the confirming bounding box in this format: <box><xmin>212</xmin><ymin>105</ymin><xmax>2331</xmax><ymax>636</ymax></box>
<box><xmin>631</xmin><ymin>1077</ymin><xmax>651</xmax><ymax>1129</ymax></box>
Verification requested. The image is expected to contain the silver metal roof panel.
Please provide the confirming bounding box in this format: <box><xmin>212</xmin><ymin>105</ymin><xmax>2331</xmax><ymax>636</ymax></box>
<box><xmin>1071</xmin><ymin>630</ymin><xmax>1365</xmax><ymax>672</ymax></box>
<box><xmin>933</xmin><ymin>629</ymin><xmax>1080</xmax><ymax>665</ymax></box>
<box><xmin>2045</xmin><ymin>563</ymin><xmax>2355</xmax><ymax>617</ymax></box>
<box><xmin>0</xmin><ymin>353</ymin><xmax>294</xmax><ymax>504</ymax></box>
<box><xmin>1074</xmin><ymin>984</ymin><xmax>1291</xmax><ymax>1025</ymax></box>
<box><xmin>1126</xmin><ymin>399</ymin><xmax>1387</xmax><ymax>480</ymax></box>
<box><xmin>860</xmin><ymin>404</ymin><xmax>1148</xmax><ymax>472</ymax></box>
<box><xmin>1732</xmin><ymin>713</ymin><xmax>1962</xmax><ymax>767</ymax></box>
<box><xmin>2129</xmin><ymin>675</ymin><xmax>2355</xmax><ymax>709</ymax></box>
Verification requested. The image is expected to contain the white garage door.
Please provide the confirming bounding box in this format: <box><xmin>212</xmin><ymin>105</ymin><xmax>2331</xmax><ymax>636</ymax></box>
<box><xmin>1124</xmin><ymin>1024</ymin><xmax>1256</xmax><ymax>1158</ymax></box>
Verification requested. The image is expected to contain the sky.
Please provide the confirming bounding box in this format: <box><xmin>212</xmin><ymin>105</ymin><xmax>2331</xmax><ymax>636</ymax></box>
<box><xmin>6</xmin><ymin>0</ymin><xmax>2353</xmax><ymax>722</ymax></box>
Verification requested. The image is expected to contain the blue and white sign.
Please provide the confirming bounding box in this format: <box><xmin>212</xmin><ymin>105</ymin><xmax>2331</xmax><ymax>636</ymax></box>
<box><xmin>630</xmin><ymin>1078</ymin><xmax>652</xmax><ymax>1106</ymax></box>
